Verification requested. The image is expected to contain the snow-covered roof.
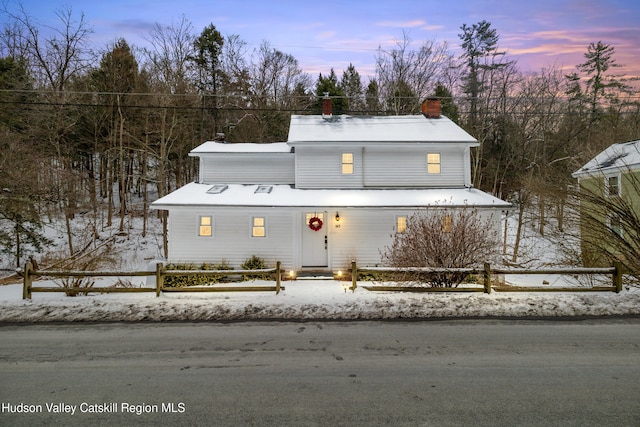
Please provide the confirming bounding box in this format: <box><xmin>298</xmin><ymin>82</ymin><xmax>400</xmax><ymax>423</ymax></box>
<box><xmin>287</xmin><ymin>114</ymin><xmax>478</xmax><ymax>144</ymax></box>
<box><xmin>572</xmin><ymin>140</ymin><xmax>640</xmax><ymax>178</ymax></box>
<box><xmin>190</xmin><ymin>141</ymin><xmax>291</xmax><ymax>155</ymax></box>
<box><xmin>151</xmin><ymin>183</ymin><xmax>510</xmax><ymax>209</ymax></box>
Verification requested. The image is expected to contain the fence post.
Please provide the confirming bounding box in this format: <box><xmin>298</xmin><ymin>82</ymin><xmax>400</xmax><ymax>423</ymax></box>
<box><xmin>351</xmin><ymin>260</ymin><xmax>357</xmax><ymax>292</ymax></box>
<box><xmin>23</xmin><ymin>261</ymin><xmax>33</xmax><ymax>300</ymax></box>
<box><xmin>276</xmin><ymin>261</ymin><xmax>281</xmax><ymax>294</ymax></box>
<box><xmin>613</xmin><ymin>261</ymin><xmax>623</xmax><ymax>293</ymax></box>
<box><xmin>483</xmin><ymin>263</ymin><xmax>491</xmax><ymax>294</ymax></box>
<box><xmin>155</xmin><ymin>262</ymin><xmax>163</xmax><ymax>297</ymax></box>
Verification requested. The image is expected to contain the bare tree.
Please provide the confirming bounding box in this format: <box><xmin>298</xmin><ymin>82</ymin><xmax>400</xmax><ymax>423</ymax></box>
<box><xmin>375</xmin><ymin>32</ymin><xmax>451</xmax><ymax>114</ymax></box>
<box><xmin>382</xmin><ymin>208</ymin><xmax>501</xmax><ymax>287</ymax></box>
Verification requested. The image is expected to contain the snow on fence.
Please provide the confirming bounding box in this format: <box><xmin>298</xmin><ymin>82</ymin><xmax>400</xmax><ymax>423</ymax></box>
<box><xmin>21</xmin><ymin>261</ymin><xmax>623</xmax><ymax>300</ymax></box>
<box><xmin>21</xmin><ymin>262</ymin><xmax>283</xmax><ymax>299</ymax></box>
<box><xmin>353</xmin><ymin>261</ymin><xmax>623</xmax><ymax>294</ymax></box>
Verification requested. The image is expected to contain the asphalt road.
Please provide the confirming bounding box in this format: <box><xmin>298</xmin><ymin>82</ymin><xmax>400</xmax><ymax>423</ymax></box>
<box><xmin>1</xmin><ymin>319</ymin><xmax>639</xmax><ymax>426</ymax></box>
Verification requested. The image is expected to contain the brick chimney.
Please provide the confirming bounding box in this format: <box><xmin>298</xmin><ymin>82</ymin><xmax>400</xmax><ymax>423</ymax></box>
<box><xmin>421</xmin><ymin>98</ymin><xmax>441</xmax><ymax>119</ymax></box>
<box><xmin>322</xmin><ymin>92</ymin><xmax>332</xmax><ymax>119</ymax></box>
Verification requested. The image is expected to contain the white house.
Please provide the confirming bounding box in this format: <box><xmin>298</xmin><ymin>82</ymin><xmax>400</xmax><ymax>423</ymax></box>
<box><xmin>151</xmin><ymin>100</ymin><xmax>510</xmax><ymax>273</ymax></box>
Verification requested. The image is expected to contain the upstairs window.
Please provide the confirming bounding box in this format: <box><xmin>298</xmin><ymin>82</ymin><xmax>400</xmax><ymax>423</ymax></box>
<box><xmin>252</xmin><ymin>217</ymin><xmax>266</xmax><ymax>237</ymax></box>
<box><xmin>342</xmin><ymin>153</ymin><xmax>354</xmax><ymax>174</ymax></box>
<box><xmin>427</xmin><ymin>153</ymin><xmax>441</xmax><ymax>174</ymax></box>
<box><xmin>607</xmin><ymin>175</ymin><xmax>620</xmax><ymax>197</ymax></box>
<box><xmin>199</xmin><ymin>216</ymin><xmax>212</xmax><ymax>237</ymax></box>
<box><xmin>396</xmin><ymin>216</ymin><xmax>407</xmax><ymax>233</ymax></box>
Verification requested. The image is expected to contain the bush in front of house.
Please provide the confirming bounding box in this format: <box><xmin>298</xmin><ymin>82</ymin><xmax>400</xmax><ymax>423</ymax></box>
<box><xmin>381</xmin><ymin>208</ymin><xmax>499</xmax><ymax>287</ymax></box>
<box><xmin>240</xmin><ymin>255</ymin><xmax>269</xmax><ymax>281</ymax></box>
<box><xmin>163</xmin><ymin>261</ymin><xmax>233</xmax><ymax>287</ymax></box>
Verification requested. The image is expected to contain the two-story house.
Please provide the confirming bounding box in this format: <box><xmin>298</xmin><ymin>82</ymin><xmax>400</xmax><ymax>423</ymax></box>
<box><xmin>151</xmin><ymin>100</ymin><xmax>510</xmax><ymax>273</ymax></box>
<box><xmin>572</xmin><ymin>139</ymin><xmax>640</xmax><ymax>267</ymax></box>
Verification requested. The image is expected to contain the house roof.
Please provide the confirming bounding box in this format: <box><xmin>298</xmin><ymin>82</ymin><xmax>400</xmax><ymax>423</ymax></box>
<box><xmin>573</xmin><ymin>140</ymin><xmax>640</xmax><ymax>178</ymax></box>
<box><xmin>190</xmin><ymin>141</ymin><xmax>291</xmax><ymax>155</ymax></box>
<box><xmin>287</xmin><ymin>114</ymin><xmax>478</xmax><ymax>145</ymax></box>
<box><xmin>151</xmin><ymin>183</ymin><xmax>511</xmax><ymax>209</ymax></box>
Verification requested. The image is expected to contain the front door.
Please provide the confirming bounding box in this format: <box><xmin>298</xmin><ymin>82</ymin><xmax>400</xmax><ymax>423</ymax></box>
<box><xmin>302</xmin><ymin>212</ymin><xmax>328</xmax><ymax>267</ymax></box>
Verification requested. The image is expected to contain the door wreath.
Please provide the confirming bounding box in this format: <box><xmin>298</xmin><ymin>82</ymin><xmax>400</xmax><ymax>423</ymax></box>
<box><xmin>308</xmin><ymin>216</ymin><xmax>323</xmax><ymax>231</ymax></box>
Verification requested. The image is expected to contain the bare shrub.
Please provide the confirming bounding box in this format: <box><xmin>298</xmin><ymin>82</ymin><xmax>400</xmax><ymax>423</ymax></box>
<box><xmin>381</xmin><ymin>208</ymin><xmax>500</xmax><ymax>287</ymax></box>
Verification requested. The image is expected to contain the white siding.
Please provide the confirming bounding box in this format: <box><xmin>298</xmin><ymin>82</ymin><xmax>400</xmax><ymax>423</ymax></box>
<box><xmin>295</xmin><ymin>145</ymin><xmax>466</xmax><ymax>189</ymax></box>
<box><xmin>200</xmin><ymin>154</ymin><xmax>294</xmax><ymax>184</ymax></box>
<box><xmin>167</xmin><ymin>207</ymin><xmax>296</xmax><ymax>270</ymax></box>
<box><xmin>363</xmin><ymin>147</ymin><xmax>465</xmax><ymax>187</ymax></box>
<box><xmin>328</xmin><ymin>208</ymin><xmax>403</xmax><ymax>269</ymax></box>
<box><xmin>295</xmin><ymin>147</ymin><xmax>363</xmax><ymax>188</ymax></box>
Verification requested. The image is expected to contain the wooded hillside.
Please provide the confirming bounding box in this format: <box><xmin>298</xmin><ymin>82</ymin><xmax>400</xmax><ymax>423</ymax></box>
<box><xmin>1</xmin><ymin>7</ymin><xmax>639</xmax><ymax>268</ymax></box>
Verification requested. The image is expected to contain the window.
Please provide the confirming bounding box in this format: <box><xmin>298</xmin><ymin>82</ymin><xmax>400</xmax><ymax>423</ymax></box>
<box><xmin>207</xmin><ymin>185</ymin><xmax>228</xmax><ymax>194</ymax></box>
<box><xmin>252</xmin><ymin>217</ymin><xmax>266</xmax><ymax>237</ymax></box>
<box><xmin>442</xmin><ymin>215</ymin><xmax>452</xmax><ymax>233</ymax></box>
<box><xmin>255</xmin><ymin>185</ymin><xmax>273</xmax><ymax>194</ymax></box>
<box><xmin>342</xmin><ymin>153</ymin><xmax>354</xmax><ymax>174</ymax></box>
<box><xmin>610</xmin><ymin>214</ymin><xmax>622</xmax><ymax>237</ymax></box>
<box><xmin>199</xmin><ymin>216</ymin><xmax>212</xmax><ymax>237</ymax></box>
<box><xmin>607</xmin><ymin>175</ymin><xmax>620</xmax><ymax>197</ymax></box>
<box><xmin>427</xmin><ymin>153</ymin><xmax>441</xmax><ymax>174</ymax></box>
<box><xmin>396</xmin><ymin>216</ymin><xmax>407</xmax><ymax>233</ymax></box>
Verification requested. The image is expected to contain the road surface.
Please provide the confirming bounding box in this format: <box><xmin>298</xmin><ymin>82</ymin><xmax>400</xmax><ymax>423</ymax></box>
<box><xmin>1</xmin><ymin>319</ymin><xmax>639</xmax><ymax>426</ymax></box>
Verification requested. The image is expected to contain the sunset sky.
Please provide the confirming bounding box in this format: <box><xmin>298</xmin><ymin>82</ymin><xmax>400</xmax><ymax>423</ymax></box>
<box><xmin>3</xmin><ymin>0</ymin><xmax>639</xmax><ymax>80</ymax></box>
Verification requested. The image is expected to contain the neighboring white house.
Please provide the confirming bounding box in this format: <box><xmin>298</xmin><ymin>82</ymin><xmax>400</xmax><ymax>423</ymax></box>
<box><xmin>151</xmin><ymin>100</ymin><xmax>510</xmax><ymax>273</ymax></box>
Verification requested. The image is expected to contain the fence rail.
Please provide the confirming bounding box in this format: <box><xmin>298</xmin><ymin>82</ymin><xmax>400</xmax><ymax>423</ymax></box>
<box><xmin>22</xmin><ymin>262</ymin><xmax>283</xmax><ymax>299</ymax></box>
<box><xmin>21</xmin><ymin>260</ymin><xmax>624</xmax><ymax>299</ymax></box>
<box><xmin>355</xmin><ymin>262</ymin><xmax>623</xmax><ymax>294</ymax></box>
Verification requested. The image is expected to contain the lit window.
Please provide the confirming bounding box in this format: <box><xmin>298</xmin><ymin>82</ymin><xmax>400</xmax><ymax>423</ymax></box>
<box><xmin>608</xmin><ymin>176</ymin><xmax>620</xmax><ymax>197</ymax></box>
<box><xmin>442</xmin><ymin>215</ymin><xmax>452</xmax><ymax>233</ymax></box>
<box><xmin>427</xmin><ymin>153</ymin><xmax>441</xmax><ymax>174</ymax></box>
<box><xmin>199</xmin><ymin>216</ymin><xmax>212</xmax><ymax>237</ymax></box>
<box><xmin>252</xmin><ymin>217</ymin><xmax>265</xmax><ymax>237</ymax></box>
<box><xmin>397</xmin><ymin>216</ymin><xmax>407</xmax><ymax>233</ymax></box>
<box><xmin>342</xmin><ymin>153</ymin><xmax>354</xmax><ymax>174</ymax></box>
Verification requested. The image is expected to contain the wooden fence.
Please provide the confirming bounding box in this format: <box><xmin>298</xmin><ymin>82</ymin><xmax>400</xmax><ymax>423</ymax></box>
<box><xmin>22</xmin><ymin>260</ymin><xmax>624</xmax><ymax>300</ymax></box>
<box><xmin>22</xmin><ymin>261</ymin><xmax>283</xmax><ymax>300</ymax></box>
<box><xmin>356</xmin><ymin>261</ymin><xmax>624</xmax><ymax>294</ymax></box>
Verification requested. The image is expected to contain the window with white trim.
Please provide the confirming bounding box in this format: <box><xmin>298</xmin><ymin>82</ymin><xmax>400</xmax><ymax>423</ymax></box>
<box><xmin>198</xmin><ymin>216</ymin><xmax>212</xmax><ymax>237</ymax></box>
<box><xmin>427</xmin><ymin>153</ymin><xmax>441</xmax><ymax>174</ymax></box>
<box><xmin>607</xmin><ymin>175</ymin><xmax>620</xmax><ymax>197</ymax></box>
<box><xmin>342</xmin><ymin>153</ymin><xmax>354</xmax><ymax>174</ymax></box>
<box><xmin>610</xmin><ymin>214</ymin><xmax>622</xmax><ymax>237</ymax></box>
<box><xmin>252</xmin><ymin>217</ymin><xmax>266</xmax><ymax>237</ymax></box>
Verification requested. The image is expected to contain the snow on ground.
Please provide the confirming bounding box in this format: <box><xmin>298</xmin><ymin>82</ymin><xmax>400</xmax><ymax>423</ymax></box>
<box><xmin>1</xmin><ymin>209</ymin><xmax>639</xmax><ymax>322</ymax></box>
<box><xmin>0</xmin><ymin>276</ymin><xmax>639</xmax><ymax>322</ymax></box>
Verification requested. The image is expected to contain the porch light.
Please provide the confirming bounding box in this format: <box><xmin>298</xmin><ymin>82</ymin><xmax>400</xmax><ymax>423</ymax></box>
<box><xmin>289</xmin><ymin>270</ymin><xmax>296</xmax><ymax>279</ymax></box>
<box><xmin>337</xmin><ymin>270</ymin><xmax>343</xmax><ymax>277</ymax></box>
<box><xmin>335</xmin><ymin>212</ymin><xmax>340</xmax><ymax>221</ymax></box>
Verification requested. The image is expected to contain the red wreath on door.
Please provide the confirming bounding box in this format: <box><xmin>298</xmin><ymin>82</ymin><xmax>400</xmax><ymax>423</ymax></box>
<box><xmin>308</xmin><ymin>216</ymin><xmax>323</xmax><ymax>231</ymax></box>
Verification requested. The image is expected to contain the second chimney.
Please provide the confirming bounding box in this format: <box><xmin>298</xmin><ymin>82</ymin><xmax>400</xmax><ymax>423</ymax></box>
<box><xmin>421</xmin><ymin>98</ymin><xmax>441</xmax><ymax>119</ymax></box>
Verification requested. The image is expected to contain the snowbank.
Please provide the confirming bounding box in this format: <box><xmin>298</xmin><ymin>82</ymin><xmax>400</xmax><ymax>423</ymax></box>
<box><xmin>1</xmin><ymin>278</ymin><xmax>639</xmax><ymax>322</ymax></box>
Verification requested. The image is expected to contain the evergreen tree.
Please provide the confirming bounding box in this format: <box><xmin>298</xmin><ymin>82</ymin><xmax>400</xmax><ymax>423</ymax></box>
<box><xmin>576</xmin><ymin>41</ymin><xmax>626</xmax><ymax>114</ymax></box>
<box><xmin>315</xmin><ymin>69</ymin><xmax>345</xmax><ymax>114</ymax></box>
<box><xmin>458</xmin><ymin>20</ymin><xmax>502</xmax><ymax>128</ymax></box>
<box><xmin>340</xmin><ymin>63</ymin><xmax>365</xmax><ymax>113</ymax></box>
<box><xmin>433</xmin><ymin>83</ymin><xmax>459</xmax><ymax>123</ymax></box>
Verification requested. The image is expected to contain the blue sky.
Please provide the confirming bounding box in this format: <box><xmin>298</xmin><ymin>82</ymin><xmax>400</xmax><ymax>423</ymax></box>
<box><xmin>3</xmin><ymin>0</ymin><xmax>640</xmax><ymax>80</ymax></box>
